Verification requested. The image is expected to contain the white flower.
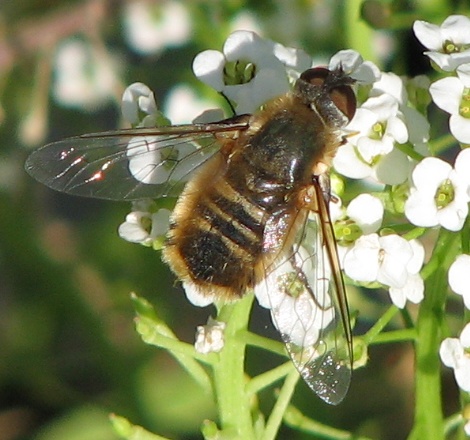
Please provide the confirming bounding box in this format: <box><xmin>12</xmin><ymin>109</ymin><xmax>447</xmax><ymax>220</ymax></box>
<box><xmin>121</xmin><ymin>83</ymin><xmax>202</xmax><ymax>187</ymax></box>
<box><xmin>448</xmin><ymin>254</ymin><xmax>470</xmax><ymax>309</ymax></box>
<box><xmin>126</xmin><ymin>134</ymin><xmax>203</xmax><ymax>185</ymax></box>
<box><xmin>163</xmin><ymin>84</ymin><xmax>222</xmax><ymax>124</ymax></box>
<box><xmin>192</xmin><ymin>31</ymin><xmax>293</xmax><ymax>113</ymax></box>
<box><xmin>370</xmin><ymin>72</ymin><xmax>407</xmax><ymax>104</ymax></box>
<box><xmin>272</xmin><ymin>43</ymin><xmax>313</xmax><ymax>83</ymax></box>
<box><xmin>413</xmin><ymin>15</ymin><xmax>470</xmax><ymax>71</ymax></box>
<box><xmin>345</xmin><ymin>194</ymin><xmax>384</xmax><ymax>234</ymax></box>
<box><xmin>334</xmin><ymin>93</ymin><xmax>410</xmax><ymax>185</ymax></box>
<box><xmin>122</xmin><ymin>82</ymin><xmax>158</xmax><ymax>127</ymax></box>
<box><xmin>429</xmin><ymin>70</ymin><xmax>470</xmax><ymax>144</ymax></box>
<box><xmin>388</xmin><ymin>239</ymin><xmax>425</xmax><ymax>308</ymax></box>
<box><xmin>405</xmin><ymin>149</ymin><xmax>470</xmax><ymax>231</ymax></box>
<box><xmin>440</xmin><ymin>322</ymin><xmax>470</xmax><ymax>392</ymax></box>
<box><xmin>53</xmin><ymin>39</ymin><xmax>118</xmax><ymax>109</ymax></box>
<box><xmin>329</xmin><ymin>49</ymin><xmax>381</xmax><ymax>84</ymax></box>
<box><xmin>195</xmin><ymin>318</ymin><xmax>226</xmax><ymax>354</ymax></box>
<box><xmin>344</xmin><ymin>234</ymin><xmax>410</xmax><ymax>286</ymax></box>
<box><xmin>182</xmin><ymin>282</ymin><xmax>215</xmax><ymax>307</ymax></box>
<box><xmin>254</xmin><ymin>246</ymin><xmax>333</xmax><ymax>348</ymax></box>
<box><xmin>118</xmin><ymin>201</ymin><xmax>170</xmax><ymax>248</ymax></box>
<box><xmin>333</xmin><ymin>194</ymin><xmax>383</xmax><ymax>255</ymax></box>
<box><xmin>343</xmin><ymin>234</ymin><xmax>424</xmax><ymax>308</ymax></box>
<box><xmin>123</xmin><ymin>1</ymin><xmax>191</xmax><ymax>55</ymax></box>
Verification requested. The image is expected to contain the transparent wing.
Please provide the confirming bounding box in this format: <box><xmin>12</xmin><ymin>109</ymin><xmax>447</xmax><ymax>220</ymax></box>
<box><xmin>255</xmin><ymin>184</ymin><xmax>352</xmax><ymax>405</ymax></box>
<box><xmin>25</xmin><ymin>121</ymin><xmax>249</xmax><ymax>201</ymax></box>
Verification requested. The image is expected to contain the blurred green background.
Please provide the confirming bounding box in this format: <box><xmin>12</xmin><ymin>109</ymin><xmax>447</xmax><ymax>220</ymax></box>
<box><xmin>0</xmin><ymin>1</ymin><xmax>461</xmax><ymax>439</ymax></box>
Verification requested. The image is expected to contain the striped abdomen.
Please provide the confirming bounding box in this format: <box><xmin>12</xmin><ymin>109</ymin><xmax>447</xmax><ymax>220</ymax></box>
<box><xmin>162</xmin><ymin>96</ymin><xmax>336</xmax><ymax>300</ymax></box>
<box><xmin>162</xmin><ymin>151</ymin><xmax>290</xmax><ymax>299</ymax></box>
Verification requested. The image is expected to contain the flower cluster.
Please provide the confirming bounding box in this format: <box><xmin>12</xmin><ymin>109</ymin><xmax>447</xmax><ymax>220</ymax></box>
<box><xmin>195</xmin><ymin>317</ymin><xmax>226</xmax><ymax>354</ymax></box>
<box><xmin>343</xmin><ymin>234</ymin><xmax>424</xmax><ymax>308</ymax></box>
<box><xmin>118</xmin><ymin>200</ymin><xmax>170</xmax><ymax>250</ymax></box>
<box><xmin>414</xmin><ymin>15</ymin><xmax>470</xmax><ymax>143</ymax></box>
<box><xmin>405</xmin><ymin>149</ymin><xmax>470</xmax><ymax>231</ymax></box>
<box><xmin>193</xmin><ymin>30</ymin><xmax>313</xmax><ymax>114</ymax></box>
<box><xmin>117</xmin><ymin>23</ymin><xmax>470</xmax><ymax>408</ymax></box>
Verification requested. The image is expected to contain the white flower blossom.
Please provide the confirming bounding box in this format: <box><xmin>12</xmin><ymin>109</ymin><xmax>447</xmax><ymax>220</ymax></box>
<box><xmin>118</xmin><ymin>201</ymin><xmax>170</xmax><ymax>248</ymax></box>
<box><xmin>343</xmin><ymin>234</ymin><xmax>424</xmax><ymax>308</ymax></box>
<box><xmin>53</xmin><ymin>39</ymin><xmax>118</xmax><ymax>109</ymax></box>
<box><xmin>182</xmin><ymin>282</ymin><xmax>215</xmax><ymax>308</ymax></box>
<box><xmin>413</xmin><ymin>15</ymin><xmax>470</xmax><ymax>71</ymax></box>
<box><xmin>388</xmin><ymin>239</ymin><xmax>425</xmax><ymax>308</ymax></box>
<box><xmin>272</xmin><ymin>43</ymin><xmax>313</xmax><ymax>82</ymax></box>
<box><xmin>123</xmin><ymin>1</ymin><xmax>191</xmax><ymax>55</ymax></box>
<box><xmin>333</xmin><ymin>194</ymin><xmax>384</xmax><ymax>259</ymax></box>
<box><xmin>345</xmin><ymin>194</ymin><xmax>384</xmax><ymax>235</ymax></box>
<box><xmin>370</xmin><ymin>72</ymin><xmax>407</xmax><ymax>104</ymax></box>
<box><xmin>126</xmin><ymin>134</ymin><xmax>203</xmax><ymax>185</ymax></box>
<box><xmin>195</xmin><ymin>318</ymin><xmax>226</xmax><ymax>354</ymax></box>
<box><xmin>429</xmin><ymin>69</ymin><xmax>470</xmax><ymax>144</ymax></box>
<box><xmin>334</xmin><ymin>93</ymin><xmax>409</xmax><ymax>184</ymax></box>
<box><xmin>163</xmin><ymin>84</ymin><xmax>222</xmax><ymax>124</ymax></box>
<box><xmin>255</xmin><ymin>246</ymin><xmax>333</xmax><ymax>347</ymax></box>
<box><xmin>448</xmin><ymin>254</ymin><xmax>470</xmax><ymax>309</ymax></box>
<box><xmin>440</xmin><ymin>322</ymin><xmax>470</xmax><ymax>392</ymax></box>
<box><xmin>122</xmin><ymin>82</ymin><xmax>158</xmax><ymax>127</ymax></box>
<box><xmin>405</xmin><ymin>149</ymin><xmax>470</xmax><ymax>231</ymax></box>
<box><xmin>193</xmin><ymin>30</ymin><xmax>303</xmax><ymax>113</ymax></box>
<box><xmin>329</xmin><ymin>49</ymin><xmax>381</xmax><ymax>84</ymax></box>
<box><xmin>121</xmin><ymin>82</ymin><xmax>204</xmax><ymax>187</ymax></box>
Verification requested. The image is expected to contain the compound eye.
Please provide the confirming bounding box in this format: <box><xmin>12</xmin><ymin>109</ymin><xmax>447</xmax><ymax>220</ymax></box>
<box><xmin>299</xmin><ymin>67</ymin><xmax>330</xmax><ymax>86</ymax></box>
<box><xmin>299</xmin><ymin>67</ymin><xmax>357</xmax><ymax>122</ymax></box>
<box><xmin>329</xmin><ymin>85</ymin><xmax>356</xmax><ymax>122</ymax></box>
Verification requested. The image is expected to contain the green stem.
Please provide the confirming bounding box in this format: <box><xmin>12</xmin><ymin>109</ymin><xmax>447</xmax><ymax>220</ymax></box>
<box><xmin>261</xmin><ymin>369</ymin><xmax>299</xmax><ymax>440</ymax></box>
<box><xmin>246</xmin><ymin>361</ymin><xmax>294</xmax><ymax>397</ymax></box>
<box><xmin>395</xmin><ymin>142</ymin><xmax>426</xmax><ymax>161</ymax></box>
<box><xmin>363</xmin><ymin>305</ymin><xmax>400</xmax><ymax>345</ymax></box>
<box><xmin>213</xmin><ymin>294</ymin><xmax>255</xmax><ymax>439</ymax></box>
<box><xmin>368</xmin><ymin>328</ymin><xmax>417</xmax><ymax>344</ymax></box>
<box><xmin>132</xmin><ymin>293</ymin><xmax>215</xmax><ymax>394</ymax></box>
<box><xmin>240</xmin><ymin>330</ymin><xmax>286</xmax><ymax>356</ymax></box>
<box><xmin>408</xmin><ymin>229</ymin><xmax>459</xmax><ymax>440</ymax></box>
<box><xmin>283</xmin><ymin>404</ymin><xmax>373</xmax><ymax>440</ymax></box>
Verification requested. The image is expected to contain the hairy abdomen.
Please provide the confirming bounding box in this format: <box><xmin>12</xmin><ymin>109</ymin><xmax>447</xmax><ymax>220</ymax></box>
<box><xmin>162</xmin><ymin>98</ymin><xmax>337</xmax><ymax>300</ymax></box>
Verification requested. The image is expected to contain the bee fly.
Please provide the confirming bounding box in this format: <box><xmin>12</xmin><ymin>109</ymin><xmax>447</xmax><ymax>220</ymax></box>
<box><xmin>26</xmin><ymin>67</ymin><xmax>356</xmax><ymax>404</ymax></box>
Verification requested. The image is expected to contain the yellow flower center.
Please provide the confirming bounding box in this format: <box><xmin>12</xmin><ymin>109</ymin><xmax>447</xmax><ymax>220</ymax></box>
<box><xmin>459</xmin><ymin>88</ymin><xmax>470</xmax><ymax>119</ymax></box>
<box><xmin>434</xmin><ymin>179</ymin><xmax>455</xmax><ymax>209</ymax></box>
<box><xmin>443</xmin><ymin>39</ymin><xmax>460</xmax><ymax>54</ymax></box>
<box><xmin>223</xmin><ymin>60</ymin><xmax>256</xmax><ymax>85</ymax></box>
<box><xmin>370</xmin><ymin>122</ymin><xmax>385</xmax><ymax>140</ymax></box>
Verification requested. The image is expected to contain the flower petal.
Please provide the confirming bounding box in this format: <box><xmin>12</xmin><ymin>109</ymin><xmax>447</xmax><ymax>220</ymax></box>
<box><xmin>448</xmin><ymin>254</ymin><xmax>470</xmax><ymax>301</ymax></box>
<box><xmin>439</xmin><ymin>337</ymin><xmax>462</xmax><ymax>368</ymax></box>
<box><xmin>346</xmin><ymin>194</ymin><xmax>383</xmax><ymax>233</ymax></box>
<box><xmin>413</xmin><ymin>20</ymin><xmax>443</xmax><ymax>51</ymax></box>
<box><xmin>430</xmin><ymin>77</ymin><xmax>463</xmax><ymax>114</ymax></box>
<box><xmin>192</xmin><ymin>50</ymin><xmax>225</xmax><ymax>91</ymax></box>
<box><xmin>449</xmin><ymin>113</ymin><xmax>470</xmax><ymax>144</ymax></box>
